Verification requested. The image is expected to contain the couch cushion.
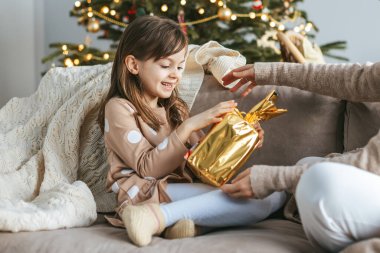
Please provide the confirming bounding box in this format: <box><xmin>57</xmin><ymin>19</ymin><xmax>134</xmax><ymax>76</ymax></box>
<box><xmin>191</xmin><ymin>75</ymin><xmax>345</xmax><ymax>166</ymax></box>
<box><xmin>0</xmin><ymin>218</ymin><xmax>315</xmax><ymax>253</ymax></box>
<box><xmin>344</xmin><ymin>102</ymin><xmax>380</xmax><ymax>152</ymax></box>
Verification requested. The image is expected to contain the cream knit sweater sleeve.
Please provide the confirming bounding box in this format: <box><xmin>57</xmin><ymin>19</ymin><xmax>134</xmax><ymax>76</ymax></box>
<box><xmin>180</xmin><ymin>41</ymin><xmax>246</xmax><ymax>109</ymax></box>
<box><xmin>250</xmin><ymin>62</ymin><xmax>380</xmax><ymax>199</ymax></box>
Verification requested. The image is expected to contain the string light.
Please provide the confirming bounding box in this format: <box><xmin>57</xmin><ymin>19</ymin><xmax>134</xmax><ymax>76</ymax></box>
<box><xmin>249</xmin><ymin>12</ymin><xmax>256</xmax><ymax>19</ymax></box>
<box><xmin>85</xmin><ymin>54</ymin><xmax>93</xmax><ymax>61</ymax></box>
<box><xmin>101</xmin><ymin>6</ymin><xmax>109</xmax><ymax>14</ymax></box>
<box><xmin>85</xmin><ymin>4</ymin><xmax>310</xmax><ymax>35</ymax></box>
<box><xmin>161</xmin><ymin>4</ymin><xmax>168</xmax><ymax>12</ymax></box>
<box><xmin>261</xmin><ymin>14</ymin><xmax>268</xmax><ymax>22</ymax></box>
<box><xmin>305</xmin><ymin>23</ymin><xmax>313</xmax><ymax>32</ymax></box>
<box><xmin>64</xmin><ymin>58</ymin><xmax>74</xmax><ymax>67</ymax></box>
<box><xmin>52</xmin><ymin>0</ymin><xmax>318</xmax><ymax>68</ymax></box>
<box><xmin>78</xmin><ymin>44</ymin><xmax>85</xmax><ymax>51</ymax></box>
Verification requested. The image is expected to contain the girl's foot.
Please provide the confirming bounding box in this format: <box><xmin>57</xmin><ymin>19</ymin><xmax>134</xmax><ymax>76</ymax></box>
<box><xmin>163</xmin><ymin>219</ymin><xmax>197</xmax><ymax>239</ymax></box>
<box><xmin>121</xmin><ymin>203</ymin><xmax>165</xmax><ymax>246</ymax></box>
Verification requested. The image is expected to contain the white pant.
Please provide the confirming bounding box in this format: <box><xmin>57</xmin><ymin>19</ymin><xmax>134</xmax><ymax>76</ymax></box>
<box><xmin>296</xmin><ymin>160</ymin><xmax>380</xmax><ymax>252</ymax></box>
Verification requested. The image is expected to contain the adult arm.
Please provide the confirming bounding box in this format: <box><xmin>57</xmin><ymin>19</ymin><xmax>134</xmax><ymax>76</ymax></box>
<box><xmin>254</xmin><ymin>62</ymin><xmax>380</xmax><ymax>102</ymax></box>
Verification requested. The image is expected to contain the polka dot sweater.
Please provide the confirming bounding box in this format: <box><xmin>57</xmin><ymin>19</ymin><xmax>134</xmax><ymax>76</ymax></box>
<box><xmin>104</xmin><ymin>98</ymin><xmax>201</xmax><ymax>215</ymax></box>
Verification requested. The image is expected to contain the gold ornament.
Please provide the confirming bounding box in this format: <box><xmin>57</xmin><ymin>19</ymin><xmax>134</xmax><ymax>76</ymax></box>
<box><xmin>87</xmin><ymin>17</ymin><xmax>100</xmax><ymax>33</ymax></box>
<box><xmin>217</xmin><ymin>7</ymin><xmax>232</xmax><ymax>21</ymax></box>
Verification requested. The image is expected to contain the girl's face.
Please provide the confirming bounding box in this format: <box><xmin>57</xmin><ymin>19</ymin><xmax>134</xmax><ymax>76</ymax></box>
<box><xmin>136</xmin><ymin>47</ymin><xmax>187</xmax><ymax>108</ymax></box>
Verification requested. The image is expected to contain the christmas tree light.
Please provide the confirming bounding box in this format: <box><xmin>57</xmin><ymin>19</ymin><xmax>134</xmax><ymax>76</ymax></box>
<box><xmin>42</xmin><ymin>0</ymin><xmax>347</xmax><ymax>69</ymax></box>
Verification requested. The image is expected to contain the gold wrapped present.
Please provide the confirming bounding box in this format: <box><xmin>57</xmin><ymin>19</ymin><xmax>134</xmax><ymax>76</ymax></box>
<box><xmin>187</xmin><ymin>90</ymin><xmax>287</xmax><ymax>187</ymax></box>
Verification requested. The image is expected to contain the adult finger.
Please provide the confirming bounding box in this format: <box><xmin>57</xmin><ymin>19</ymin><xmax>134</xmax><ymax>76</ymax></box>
<box><xmin>228</xmin><ymin>190</ymin><xmax>255</xmax><ymax>199</ymax></box>
<box><xmin>222</xmin><ymin>65</ymin><xmax>253</xmax><ymax>86</ymax></box>
<box><xmin>241</xmin><ymin>83</ymin><xmax>256</xmax><ymax>97</ymax></box>
<box><xmin>230</xmin><ymin>79</ymin><xmax>251</xmax><ymax>93</ymax></box>
<box><xmin>231</xmin><ymin>169</ymin><xmax>250</xmax><ymax>183</ymax></box>
<box><xmin>220</xmin><ymin>182</ymin><xmax>242</xmax><ymax>195</ymax></box>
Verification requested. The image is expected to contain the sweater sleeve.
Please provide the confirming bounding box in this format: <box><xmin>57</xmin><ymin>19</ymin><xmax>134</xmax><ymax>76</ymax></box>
<box><xmin>191</xmin><ymin>41</ymin><xmax>246</xmax><ymax>86</ymax></box>
<box><xmin>254</xmin><ymin>62</ymin><xmax>380</xmax><ymax>102</ymax></box>
<box><xmin>325</xmin><ymin>131</ymin><xmax>380</xmax><ymax>174</ymax></box>
<box><xmin>104</xmin><ymin>99</ymin><xmax>188</xmax><ymax>179</ymax></box>
<box><xmin>249</xmin><ymin>164</ymin><xmax>308</xmax><ymax>199</ymax></box>
<box><xmin>250</xmin><ymin>131</ymin><xmax>380</xmax><ymax>199</ymax></box>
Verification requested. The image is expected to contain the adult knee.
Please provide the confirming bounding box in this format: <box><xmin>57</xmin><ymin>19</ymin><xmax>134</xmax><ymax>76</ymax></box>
<box><xmin>295</xmin><ymin>162</ymin><xmax>354</xmax><ymax>252</ymax></box>
<box><xmin>296</xmin><ymin>162</ymin><xmax>344</xmax><ymax>208</ymax></box>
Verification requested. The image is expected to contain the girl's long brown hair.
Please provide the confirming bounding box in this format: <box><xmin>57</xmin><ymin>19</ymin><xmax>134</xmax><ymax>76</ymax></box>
<box><xmin>98</xmin><ymin>15</ymin><xmax>189</xmax><ymax>133</ymax></box>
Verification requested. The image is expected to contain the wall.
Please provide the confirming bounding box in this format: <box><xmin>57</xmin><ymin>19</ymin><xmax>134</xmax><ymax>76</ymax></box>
<box><xmin>0</xmin><ymin>1</ymin><xmax>379</xmax><ymax>107</ymax></box>
<box><xmin>0</xmin><ymin>0</ymin><xmax>43</xmax><ymax>107</ymax></box>
<box><xmin>299</xmin><ymin>0</ymin><xmax>380</xmax><ymax>63</ymax></box>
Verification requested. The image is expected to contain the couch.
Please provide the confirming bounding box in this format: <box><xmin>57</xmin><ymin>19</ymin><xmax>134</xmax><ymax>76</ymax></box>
<box><xmin>1</xmin><ymin>74</ymin><xmax>379</xmax><ymax>253</ymax></box>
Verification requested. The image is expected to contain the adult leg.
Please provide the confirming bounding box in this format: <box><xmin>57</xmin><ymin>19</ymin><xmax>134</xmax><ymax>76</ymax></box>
<box><xmin>296</xmin><ymin>162</ymin><xmax>380</xmax><ymax>252</ymax></box>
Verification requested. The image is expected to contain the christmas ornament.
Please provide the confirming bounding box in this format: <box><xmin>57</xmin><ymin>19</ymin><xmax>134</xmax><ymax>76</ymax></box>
<box><xmin>252</xmin><ymin>0</ymin><xmax>263</xmax><ymax>11</ymax></box>
<box><xmin>122</xmin><ymin>15</ymin><xmax>129</xmax><ymax>23</ymax></box>
<box><xmin>177</xmin><ymin>9</ymin><xmax>187</xmax><ymax>35</ymax></box>
<box><xmin>217</xmin><ymin>7</ymin><xmax>232</xmax><ymax>21</ymax></box>
<box><xmin>87</xmin><ymin>17</ymin><xmax>100</xmax><ymax>33</ymax></box>
<box><xmin>136</xmin><ymin>7</ymin><xmax>146</xmax><ymax>16</ymax></box>
<box><xmin>128</xmin><ymin>5</ymin><xmax>137</xmax><ymax>15</ymax></box>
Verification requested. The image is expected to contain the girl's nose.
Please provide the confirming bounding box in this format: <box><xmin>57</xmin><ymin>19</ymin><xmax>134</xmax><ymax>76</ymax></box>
<box><xmin>170</xmin><ymin>68</ymin><xmax>182</xmax><ymax>79</ymax></box>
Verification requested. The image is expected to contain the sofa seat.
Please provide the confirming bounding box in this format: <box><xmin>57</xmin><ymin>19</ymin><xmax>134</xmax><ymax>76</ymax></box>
<box><xmin>0</xmin><ymin>216</ymin><xmax>315</xmax><ymax>253</ymax></box>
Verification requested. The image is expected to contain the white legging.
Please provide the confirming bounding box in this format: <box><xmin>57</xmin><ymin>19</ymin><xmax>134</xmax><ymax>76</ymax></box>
<box><xmin>161</xmin><ymin>183</ymin><xmax>286</xmax><ymax>227</ymax></box>
<box><xmin>296</xmin><ymin>158</ymin><xmax>380</xmax><ymax>252</ymax></box>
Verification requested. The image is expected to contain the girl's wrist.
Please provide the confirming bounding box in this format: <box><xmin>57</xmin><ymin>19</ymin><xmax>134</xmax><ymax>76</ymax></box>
<box><xmin>176</xmin><ymin>119</ymin><xmax>193</xmax><ymax>144</ymax></box>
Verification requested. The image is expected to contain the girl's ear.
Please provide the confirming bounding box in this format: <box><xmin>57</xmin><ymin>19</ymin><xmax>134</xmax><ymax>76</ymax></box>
<box><xmin>124</xmin><ymin>55</ymin><xmax>139</xmax><ymax>75</ymax></box>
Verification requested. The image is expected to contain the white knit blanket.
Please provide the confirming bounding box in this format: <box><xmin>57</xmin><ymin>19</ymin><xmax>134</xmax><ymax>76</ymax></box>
<box><xmin>0</xmin><ymin>42</ymin><xmax>244</xmax><ymax>232</ymax></box>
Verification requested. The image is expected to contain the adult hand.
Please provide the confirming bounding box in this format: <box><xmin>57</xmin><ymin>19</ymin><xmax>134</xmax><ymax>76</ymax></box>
<box><xmin>220</xmin><ymin>169</ymin><xmax>255</xmax><ymax>199</ymax></box>
<box><xmin>254</xmin><ymin>123</ymin><xmax>264</xmax><ymax>149</ymax></box>
<box><xmin>222</xmin><ymin>64</ymin><xmax>256</xmax><ymax>97</ymax></box>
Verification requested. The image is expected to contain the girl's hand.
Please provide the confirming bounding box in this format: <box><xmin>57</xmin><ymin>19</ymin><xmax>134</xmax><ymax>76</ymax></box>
<box><xmin>254</xmin><ymin>123</ymin><xmax>264</xmax><ymax>149</ymax></box>
<box><xmin>220</xmin><ymin>169</ymin><xmax>255</xmax><ymax>198</ymax></box>
<box><xmin>176</xmin><ymin>101</ymin><xmax>236</xmax><ymax>144</ymax></box>
<box><xmin>185</xmin><ymin>100</ymin><xmax>237</xmax><ymax>132</ymax></box>
<box><xmin>222</xmin><ymin>64</ymin><xmax>256</xmax><ymax>97</ymax></box>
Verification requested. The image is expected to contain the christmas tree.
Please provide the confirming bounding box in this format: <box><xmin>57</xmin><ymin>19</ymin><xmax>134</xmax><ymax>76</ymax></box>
<box><xmin>42</xmin><ymin>0</ymin><xmax>347</xmax><ymax>68</ymax></box>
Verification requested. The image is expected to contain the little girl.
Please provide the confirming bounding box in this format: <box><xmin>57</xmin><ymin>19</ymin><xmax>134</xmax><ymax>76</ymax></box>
<box><xmin>98</xmin><ymin>15</ymin><xmax>286</xmax><ymax>247</ymax></box>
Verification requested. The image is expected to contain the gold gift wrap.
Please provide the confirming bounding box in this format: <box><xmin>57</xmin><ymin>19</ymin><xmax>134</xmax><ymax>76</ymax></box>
<box><xmin>187</xmin><ymin>90</ymin><xmax>287</xmax><ymax>187</ymax></box>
